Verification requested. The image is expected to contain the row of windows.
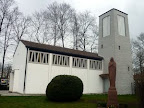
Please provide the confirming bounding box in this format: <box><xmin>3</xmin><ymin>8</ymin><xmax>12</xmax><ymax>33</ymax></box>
<box><xmin>28</xmin><ymin>50</ymin><xmax>102</xmax><ymax>70</ymax></box>
<box><xmin>90</xmin><ymin>60</ymin><xmax>102</xmax><ymax>70</ymax></box>
<box><xmin>29</xmin><ymin>50</ymin><xmax>49</xmax><ymax>64</ymax></box>
<box><xmin>53</xmin><ymin>54</ymin><xmax>69</xmax><ymax>66</ymax></box>
<box><xmin>72</xmin><ymin>57</ymin><xmax>87</xmax><ymax>68</ymax></box>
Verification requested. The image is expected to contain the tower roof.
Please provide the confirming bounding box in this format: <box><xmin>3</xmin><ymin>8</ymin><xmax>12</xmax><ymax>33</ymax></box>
<box><xmin>99</xmin><ymin>8</ymin><xmax>128</xmax><ymax>17</ymax></box>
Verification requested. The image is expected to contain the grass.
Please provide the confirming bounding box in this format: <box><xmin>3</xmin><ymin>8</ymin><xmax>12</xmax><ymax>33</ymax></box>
<box><xmin>0</xmin><ymin>94</ymin><xmax>138</xmax><ymax>108</ymax></box>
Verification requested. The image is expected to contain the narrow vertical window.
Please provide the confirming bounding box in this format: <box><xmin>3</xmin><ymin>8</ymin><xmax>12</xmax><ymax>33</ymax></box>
<box><xmin>128</xmin><ymin>67</ymin><xmax>130</xmax><ymax>71</ymax></box>
<box><xmin>52</xmin><ymin>55</ymin><xmax>55</xmax><ymax>64</ymax></box>
<box><xmin>84</xmin><ymin>59</ymin><xmax>86</xmax><ymax>68</ymax></box>
<box><xmin>31</xmin><ymin>52</ymin><xmax>34</xmax><ymax>62</ymax></box>
<box><xmin>67</xmin><ymin>57</ymin><xmax>69</xmax><ymax>66</ymax></box>
<box><xmin>97</xmin><ymin>61</ymin><xmax>99</xmax><ymax>69</ymax></box>
<box><xmin>119</xmin><ymin>46</ymin><xmax>120</xmax><ymax>50</ymax></box>
<box><xmin>43</xmin><ymin>54</ymin><xmax>46</xmax><ymax>63</ymax></box>
<box><xmin>29</xmin><ymin>51</ymin><xmax>32</xmax><ymax>61</ymax></box>
<box><xmin>37</xmin><ymin>53</ymin><xmax>41</xmax><ymax>62</ymax></box>
<box><xmin>41</xmin><ymin>53</ymin><xmax>44</xmax><ymax>63</ymax></box>
<box><xmin>90</xmin><ymin>60</ymin><xmax>92</xmax><ymax>69</ymax></box>
<box><xmin>94</xmin><ymin>61</ymin><xmax>97</xmax><ymax>69</ymax></box>
<box><xmin>59</xmin><ymin>56</ymin><xmax>62</xmax><ymax>65</ymax></box>
<box><xmin>73</xmin><ymin>58</ymin><xmax>75</xmax><ymax>66</ymax></box>
<box><xmin>46</xmin><ymin>54</ymin><xmax>49</xmax><ymax>63</ymax></box>
<box><xmin>103</xmin><ymin>16</ymin><xmax>110</xmax><ymax>37</ymax></box>
<box><xmin>55</xmin><ymin>55</ymin><xmax>57</xmax><ymax>64</ymax></box>
<box><xmin>117</xmin><ymin>15</ymin><xmax>126</xmax><ymax>36</ymax></box>
<box><xmin>101</xmin><ymin>44</ymin><xmax>103</xmax><ymax>48</ymax></box>
<box><xmin>99</xmin><ymin>62</ymin><xmax>101</xmax><ymax>69</ymax></box>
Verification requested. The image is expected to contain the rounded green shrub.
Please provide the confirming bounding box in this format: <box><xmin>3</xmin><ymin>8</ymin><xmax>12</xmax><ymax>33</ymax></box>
<box><xmin>46</xmin><ymin>75</ymin><xmax>83</xmax><ymax>101</ymax></box>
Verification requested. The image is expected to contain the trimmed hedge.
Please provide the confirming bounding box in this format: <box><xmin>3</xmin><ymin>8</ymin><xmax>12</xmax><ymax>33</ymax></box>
<box><xmin>46</xmin><ymin>75</ymin><xmax>83</xmax><ymax>101</ymax></box>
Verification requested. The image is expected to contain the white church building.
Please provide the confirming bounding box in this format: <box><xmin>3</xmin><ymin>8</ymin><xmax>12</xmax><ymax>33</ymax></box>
<box><xmin>9</xmin><ymin>9</ymin><xmax>133</xmax><ymax>94</ymax></box>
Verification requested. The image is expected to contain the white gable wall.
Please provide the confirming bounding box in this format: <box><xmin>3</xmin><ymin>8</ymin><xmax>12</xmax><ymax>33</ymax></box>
<box><xmin>9</xmin><ymin>72</ymin><xmax>14</xmax><ymax>92</ymax></box>
<box><xmin>25</xmin><ymin>63</ymin><xmax>49</xmax><ymax>94</ymax></box>
<box><xmin>87</xmin><ymin>70</ymin><xmax>103</xmax><ymax>93</ymax></box>
<box><xmin>11</xmin><ymin>42</ymin><xmax>27</xmax><ymax>93</ymax></box>
<box><xmin>51</xmin><ymin>66</ymin><xmax>70</xmax><ymax>80</ymax></box>
<box><xmin>72</xmin><ymin>68</ymin><xmax>88</xmax><ymax>93</ymax></box>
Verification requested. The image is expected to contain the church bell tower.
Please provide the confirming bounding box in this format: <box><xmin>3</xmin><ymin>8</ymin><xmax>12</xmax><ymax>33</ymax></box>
<box><xmin>98</xmin><ymin>9</ymin><xmax>133</xmax><ymax>94</ymax></box>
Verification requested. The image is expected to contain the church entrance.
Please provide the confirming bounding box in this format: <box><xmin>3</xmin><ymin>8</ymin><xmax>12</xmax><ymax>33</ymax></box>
<box><xmin>104</xmin><ymin>79</ymin><xmax>109</xmax><ymax>93</ymax></box>
<box><xmin>99</xmin><ymin>74</ymin><xmax>109</xmax><ymax>93</ymax></box>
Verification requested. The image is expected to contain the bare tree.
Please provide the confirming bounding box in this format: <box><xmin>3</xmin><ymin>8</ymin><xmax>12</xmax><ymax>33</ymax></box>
<box><xmin>44</xmin><ymin>2</ymin><xmax>74</xmax><ymax>47</ymax></box>
<box><xmin>0</xmin><ymin>0</ymin><xmax>15</xmax><ymax>35</ymax></box>
<box><xmin>30</xmin><ymin>11</ymin><xmax>50</xmax><ymax>44</ymax></box>
<box><xmin>77</xmin><ymin>11</ymin><xmax>96</xmax><ymax>51</ymax></box>
<box><xmin>89</xmin><ymin>21</ymin><xmax>98</xmax><ymax>53</ymax></box>
<box><xmin>70</xmin><ymin>11</ymin><xmax>98</xmax><ymax>51</ymax></box>
<box><xmin>31</xmin><ymin>2</ymin><xmax>98</xmax><ymax>51</ymax></box>
<box><xmin>70</xmin><ymin>12</ymin><xmax>80</xmax><ymax>49</ymax></box>
<box><xmin>0</xmin><ymin>1</ymin><xmax>100</xmax><ymax>78</ymax></box>
<box><xmin>12</xmin><ymin>14</ymin><xmax>31</xmax><ymax>49</ymax></box>
<box><xmin>0</xmin><ymin>0</ymin><xmax>18</xmax><ymax>78</ymax></box>
<box><xmin>5</xmin><ymin>64</ymin><xmax>12</xmax><ymax>78</ymax></box>
<box><xmin>57</xmin><ymin>3</ymin><xmax>74</xmax><ymax>47</ymax></box>
<box><xmin>132</xmin><ymin>33</ymin><xmax>144</xmax><ymax>74</ymax></box>
<box><xmin>133</xmin><ymin>33</ymin><xmax>144</xmax><ymax>108</ymax></box>
<box><xmin>46</xmin><ymin>2</ymin><xmax>60</xmax><ymax>46</ymax></box>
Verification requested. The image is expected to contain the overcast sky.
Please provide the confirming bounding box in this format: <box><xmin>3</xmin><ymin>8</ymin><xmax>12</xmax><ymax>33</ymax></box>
<box><xmin>14</xmin><ymin>0</ymin><xmax>144</xmax><ymax>39</ymax></box>
<box><xmin>1</xmin><ymin>0</ymin><xmax>144</xmax><ymax>64</ymax></box>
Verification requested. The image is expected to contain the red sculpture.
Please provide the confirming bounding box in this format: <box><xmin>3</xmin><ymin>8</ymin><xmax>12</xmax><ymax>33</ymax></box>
<box><xmin>109</xmin><ymin>57</ymin><xmax>116</xmax><ymax>88</ymax></box>
<box><xmin>107</xmin><ymin>57</ymin><xmax>119</xmax><ymax>108</ymax></box>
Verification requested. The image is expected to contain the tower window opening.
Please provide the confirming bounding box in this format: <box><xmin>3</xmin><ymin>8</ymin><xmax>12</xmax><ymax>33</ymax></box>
<box><xmin>119</xmin><ymin>46</ymin><xmax>120</xmax><ymax>50</ymax></box>
<box><xmin>101</xmin><ymin>44</ymin><xmax>103</xmax><ymax>48</ymax></box>
<box><xmin>128</xmin><ymin>66</ymin><xmax>130</xmax><ymax>71</ymax></box>
<box><xmin>117</xmin><ymin>15</ymin><xmax>126</xmax><ymax>36</ymax></box>
<box><xmin>103</xmin><ymin>16</ymin><xmax>110</xmax><ymax>37</ymax></box>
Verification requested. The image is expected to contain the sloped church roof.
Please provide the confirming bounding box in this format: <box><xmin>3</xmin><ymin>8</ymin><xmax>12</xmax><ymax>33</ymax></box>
<box><xmin>21</xmin><ymin>40</ymin><xmax>103</xmax><ymax>60</ymax></box>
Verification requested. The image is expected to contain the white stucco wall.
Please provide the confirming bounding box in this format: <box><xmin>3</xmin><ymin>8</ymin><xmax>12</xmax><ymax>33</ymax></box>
<box><xmin>25</xmin><ymin>53</ymin><xmax>103</xmax><ymax>94</ymax></box>
<box><xmin>25</xmin><ymin>63</ymin><xmax>49</xmax><ymax>94</ymax></box>
<box><xmin>88</xmin><ymin>70</ymin><xmax>103</xmax><ymax>93</ymax></box>
<box><xmin>13</xmin><ymin>70</ymin><xmax>19</xmax><ymax>92</ymax></box>
<box><xmin>72</xmin><ymin>68</ymin><xmax>88</xmax><ymax>93</ymax></box>
<box><xmin>51</xmin><ymin>66</ymin><xmax>70</xmax><ymax>81</ymax></box>
<box><xmin>10</xmin><ymin>42</ymin><xmax>27</xmax><ymax>93</ymax></box>
<box><xmin>9</xmin><ymin>72</ymin><xmax>14</xmax><ymax>92</ymax></box>
<box><xmin>103</xmin><ymin>79</ymin><xmax>109</xmax><ymax>93</ymax></box>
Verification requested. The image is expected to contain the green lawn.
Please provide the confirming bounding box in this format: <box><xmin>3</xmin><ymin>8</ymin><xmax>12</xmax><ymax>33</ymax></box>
<box><xmin>0</xmin><ymin>94</ymin><xmax>138</xmax><ymax>108</ymax></box>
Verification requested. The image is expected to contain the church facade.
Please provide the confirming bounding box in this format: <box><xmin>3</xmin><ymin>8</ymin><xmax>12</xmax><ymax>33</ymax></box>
<box><xmin>9</xmin><ymin>9</ymin><xmax>133</xmax><ymax>94</ymax></box>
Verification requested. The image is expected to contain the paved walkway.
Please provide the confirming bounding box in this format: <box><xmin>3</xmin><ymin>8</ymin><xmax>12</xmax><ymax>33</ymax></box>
<box><xmin>0</xmin><ymin>90</ymin><xmax>45</xmax><ymax>96</ymax></box>
<box><xmin>0</xmin><ymin>90</ymin><xmax>22</xmax><ymax>96</ymax></box>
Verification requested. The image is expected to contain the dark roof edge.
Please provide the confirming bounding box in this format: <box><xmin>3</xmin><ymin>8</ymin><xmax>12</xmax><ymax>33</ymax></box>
<box><xmin>26</xmin><ymin>46</ymin><xmax>103</xmax><ymax>60</ymax></box>
<box><xmin>20</xmin><ymin>40</ymin><xmax>103</xmax><ymax>60</ymax></box>
<box><xmin>99</xmin><ymin>8</ymin><xmax>128</xmax><ymax>17</ymax></box>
